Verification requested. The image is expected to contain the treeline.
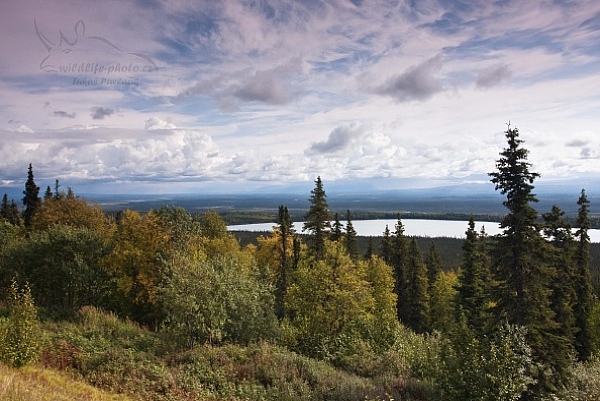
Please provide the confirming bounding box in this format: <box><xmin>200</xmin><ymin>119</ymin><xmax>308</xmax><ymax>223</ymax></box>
<box><xmin>0</xmin><ymin>126</ymin><xmax>599</xmax><ymax>400</ymax></box>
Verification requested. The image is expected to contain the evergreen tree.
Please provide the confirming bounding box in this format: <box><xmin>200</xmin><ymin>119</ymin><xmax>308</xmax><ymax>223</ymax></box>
<box><xmin>0</xmin><ymin>194</ymin><xmax>9</xmax><ymax>221</ymax></box>
<box><xmin>275</xmin><ymin>205</ymin><xmax>294</xmax><ymax>320</ymax></box>
<box><xmin>21</xmin><ymin>164</ymin><xmax>41</xmax><ymax>228</ymax></box>
<box><xmin>330</xmin><ymin>212</ymin><xmax>343</xmax><ymax>242</ymax></box>
<box><xmin>455</xmin><ymin>216</ymin><xmax>491</xmax><ymax>334</ymax></box>
<box><xmin>425</xmin><ymin>242</ymin><xmax>442</xmax><ymax>292</ymax></box>
<box><xmin>574</xmin><ymin>189</ymin><xmax>594</xmax><ymax>361</ymax></box>
<box><xmin>8</xmin><ymin>200</ymin><xmax>21</xmax><ymax>226</ymax></box>
<box><xmin>303</xmin><ymin>176</ymin><xmax>330</xmax><ymax>260</ymax></box>
<box><xmin>54</xmin><ymin>179</ymin><xmax>62</xmax><ymax>200</ymax></box>
<box><xmin>44</xmin><ymin>185</ymin><xmax>53</xmax><ymax>201</ymax></box>
<box><xmin>365</xmin><ymin>236</ymin><xmax>374</xmax><ymax>260</ymax></box>
<box><xmin>345</xmin><ymin>209</ymin><xmax>358</xmax><ymax>261</ymax></box>
<box><xmin>391</xmin><ymin>216</ymin><xmax>409</xmax><ymax>324</ymax></box>
<box><xmin>488</xmin><ymin>124</ymin><xmax>569</xmax><ymax>394</ymax></box>
<box><xmin>542</xmin><ymin>206</ymin><xmax>577</xmax><ymax>355</ymax></box>
<box><xmin>404</xmin><ymin>237</ymin><xmax>430</xmax><ymax>333</ymax></box>
<box><xmin>379</xmin><ymin>225</ymin><xmax>392</xmax><ymax>264</ymax></box>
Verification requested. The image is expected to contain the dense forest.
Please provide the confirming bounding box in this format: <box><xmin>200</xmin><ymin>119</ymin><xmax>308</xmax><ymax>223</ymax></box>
<box><xmin>1</xmin><ymin>126</ymin><xmax>600</xmax><ymax>401</ymax></box>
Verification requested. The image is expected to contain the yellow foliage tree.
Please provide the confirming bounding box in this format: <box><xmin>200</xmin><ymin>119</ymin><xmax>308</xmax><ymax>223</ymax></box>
<box><xmin>102</xmin><ymin>209</ymin><xmax>170</xmax><ymax>325</ymax></box>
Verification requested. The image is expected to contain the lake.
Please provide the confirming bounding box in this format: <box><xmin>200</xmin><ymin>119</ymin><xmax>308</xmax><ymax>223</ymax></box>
<box><xmin>228</xmin><ymin>219</ymin><xmax>600</xmax><ymax>243</ymax></box>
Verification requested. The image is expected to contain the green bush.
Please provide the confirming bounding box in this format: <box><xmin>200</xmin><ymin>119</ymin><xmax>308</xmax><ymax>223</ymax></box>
<box><xmin>433</xmin><ymin>323</ymin><xmax>535</xmax><ymax>401</ymax></box>
<box><xmin>562</xmin><ymin>355</ymin><xmax>600</xmax><ymax>401</ymax></box>
<box><xmin>0</xmin><ymin>281</ymin><xmax>41</xmax><ymax>368</ymax></box>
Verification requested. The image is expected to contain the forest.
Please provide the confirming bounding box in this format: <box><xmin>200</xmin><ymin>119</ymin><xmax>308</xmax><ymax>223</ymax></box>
<box><xmin>1</xmin><ymin>126</ymin><xmax>600</xmax><ymax>401</ymax></box>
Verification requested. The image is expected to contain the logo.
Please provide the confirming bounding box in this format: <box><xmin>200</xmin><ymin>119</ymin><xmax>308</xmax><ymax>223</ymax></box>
<box><xmin>34</xmin><ymin>19</ymin><xmax>158</xmax><ymax>86</ymax></box>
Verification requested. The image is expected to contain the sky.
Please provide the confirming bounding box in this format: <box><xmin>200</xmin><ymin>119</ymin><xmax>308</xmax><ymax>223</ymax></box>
<box><xmin>1</xmin><ymin>0</ymin><xmax>600</xmax><ymax>196</ymax></box>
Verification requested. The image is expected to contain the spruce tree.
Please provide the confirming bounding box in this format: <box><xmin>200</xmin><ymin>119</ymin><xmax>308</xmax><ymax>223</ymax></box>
<box><xmin>0</xmin><ymin>194</ymin><xmax>9</xmax><ymax>220</ymax></box>
<box><xmin>22</xmin><ymin>163</ymin><xmax>41</xmax><ymax>227</ymax></box>
<box><xmin>379</xmin><ymin>225</ymin><xmax>392</xmax><ymax>264</ymax></box>
<box><xmin>404</xmin><ymin>237</ymin><xmax>430</xmax><ymax>333</ymax></box>
<box><xmin>425</xmin><ymin>242</ymin><xmax>442</xmax><ymax>292</ymax></box>
<box><xmin>1</xmin><ymin>195</ymin><xmax>21</xmax><ymax>226</ymax></box>
<box><xmin>489</xmin><ymin>124</ymin><xmax>569</xmax><ymax>394</ymax></box>
<box><xmin>44</xmin><ymin>185</ymin><xmax>53</xmax><ymax>201</ymax></box>
<box><xmin>365</xmin><ymin>236</ymin><xmax>374</xmax><ymax>260</ymax></box>
<box><xmin>330</xmin><ymin>212</ymin><xmax>343</xmax><ymax>242</ymax></box>
<box><xmin>391</xmin><ymin>216</ymin><xmax>409</xmax><ymax>324</ymax></box>
<box><xmin>275</xmin><ymin>205</ymin><xmax>294</xmax><ymax>320</ymax></box>
<box><xmin>574</xmin><ymin>189</ymin><xmax>594</xmax><ymax>360</ymax></box>
<box><xmin>542</xmin><ymin>206</ymin><xmax>577</xmax><ymax>356</ymax></box>
<box><xmin>345</xmin><ymin>209</ymin><xmax>358</xmax><ymax>261</ymax></box>
<box><xmin>456</xmin><ymin>216</ymin><xmax>491</xmax><ymax>333</ymax></box>
<box><xmin>303</xmin><ymin>176</ymin><xmax>330</xmax><ymax>260</ymax></box>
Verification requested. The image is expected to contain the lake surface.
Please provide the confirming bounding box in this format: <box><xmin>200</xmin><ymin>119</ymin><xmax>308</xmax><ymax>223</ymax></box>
<box><xmin>228</xmin><ymin>219</ymin><xmax>600</xmax><ymax>243</ymax></box>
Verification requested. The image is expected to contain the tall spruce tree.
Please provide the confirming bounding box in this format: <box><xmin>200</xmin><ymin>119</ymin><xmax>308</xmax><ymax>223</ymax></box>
<box><xmin>303</xmin><ymin>176</ymin><xmax>330</xmax><ymax>260</ymax></box>
<box><xmin>1</xmin><ymin>193</ymin><xmax>9</xmax><ymax>220</ymax></box>
<box><xmin>542</xmin><ymin>206</ymin><xmax>577</xmax><ymax>357</ymax></box>
<box><xmin>345</xmin><ymin>209</ymin><xmax>358</xmax><ymax>261</ymax></box>
<box><xmin>489</xmin><ymin>124</ymin><xmax>570</xmax><ymax>395</ymax></box>
<box><xmin>22</xmin><ymin>163</ymin><xmax>41</xmax><ymax>228</ymax></box>
<box><xmin>275</xmin><ymin>205</ymin><xmax>294</xmax><ymax>320</ymax></box>
<box><xmin>574</xmin><ymin>189</ymin><xmax>594</xmax><ymax>360</ymax></box>
<box><xmin>404</xmin><ymin>237</ymin><xmax>430</xmax><ymax>333</ymax></box>
<box><xmin>425</xmin><ymin>242</ymin><xmax>442</xmax><ymax>292</ymax></box>
<box><xmin>455</xmin><ymin>216</ymin><xmax>491</xmax><ymax>334</ymax></box>
<box><xmin>379</xmin><ymin>225</ymin><xmax>392</xmax><ymax>264</ymax></box>
<box><xmin>391</xmin><ymin>216</ymin><xmax>409</xmax><ymax>324</ymax></box>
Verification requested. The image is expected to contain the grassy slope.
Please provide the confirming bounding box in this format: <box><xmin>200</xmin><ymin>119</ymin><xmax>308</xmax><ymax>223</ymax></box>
<box><xmin>0</xmin><ymin>364</ymin><xmax>133</xmax><ymax>401</ymax></box>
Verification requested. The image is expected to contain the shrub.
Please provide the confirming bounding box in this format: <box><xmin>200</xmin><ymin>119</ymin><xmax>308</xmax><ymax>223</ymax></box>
<box><xmin>0</xmin><ymin>281</ymin><xmax>41</xmax><ymax>368</ymax></box>
<box><xmin>434</xmin><ymin>323</ymin><xmax>535</xmax><ymax>401</ymax></box>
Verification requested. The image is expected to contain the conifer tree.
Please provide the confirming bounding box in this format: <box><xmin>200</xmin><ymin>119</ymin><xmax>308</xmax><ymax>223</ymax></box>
<box><xmin>303</xmin><ymin>176</ymin><xmax>330</xmax><ymax>260</ymax></box>
<box><xmin>1</xmin><ymin>193</ymin><xmax>9</xmax><ymax>220</ymax></box>
<box><xmin>22</xmin><ymin>163</ymin><xmax>41</xmax><ymax>227</ymax></box>
<box><xmin>54</xmin><ymin>179</ymin><xmax>62</xmax><ymax>200</ymax></box>
<box><xmin>542</xmin><ymin>205</ymin><xmax>577</xmax><ymax>355</ymax></box>
<box><xmin>365</xmin><ymin>236</ymin><xmax>374</xmax><ymax>260</ymax></box>
<box><xmin>345</xmin><ymin>209</ymin><xmax>358</xmax><ymax>261</ymax></box>
<box><xmin>44</xmin><ymin>185</ymin><xmax>53</xmax><ymax>201</ymax></box>
<box><xmin>379</xmin><ymin>225</ymin><xmax>392</xmax><ymax>264</ymax></box>
<box><xmin>574</xmin><ymin>189</ymin><xmax>594</xmax><ymax>360</ymax></box>
<box><xmin>489</xmin><ymin>124</ymin><xmax>570</xmax><ymax>394</ymax></box>
<box><xmin>404</xmin><ymin>237</ymin><xmax>430</xmax><ymax>333</ymax></box>
<box><xmin>275</xmin><ymin>205</ymin><xmax>294</xmax><ymax>320</ymax></box>
<box><xmin>425</xmin><ymin>242</ymin><xmax>442</xmax><ymax>292</ymax></box>
<box><xmin>8</xmin><ymin>200</ymin><xmax>21</xmax><ymax>226</ymax></box>
<box><xmin>455</xmin><ymin>216</ymin><xmax>491</xmax><ymax>334</ymax></box>
<box><xmin>330</xmin><ymin>212</ymin><xmax>343</xmax><ymax>242</ymax></box>
<box><xmin>391</xmin><ymin>216</ymin><xmax>409</xmax><ymax>324</ymax></box>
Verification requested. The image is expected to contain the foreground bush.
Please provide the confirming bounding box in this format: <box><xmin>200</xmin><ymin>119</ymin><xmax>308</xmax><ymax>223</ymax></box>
<box><xmin>0</xmin><ymin>281</ymin><xmax>40</xmax><ymax>368</ymax></box>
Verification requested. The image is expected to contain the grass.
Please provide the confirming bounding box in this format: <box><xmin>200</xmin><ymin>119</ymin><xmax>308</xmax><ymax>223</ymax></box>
<box><xmin>0</xmin><ymin>363</ymin><xmax>133</xmax><ymax>401</ymax></box>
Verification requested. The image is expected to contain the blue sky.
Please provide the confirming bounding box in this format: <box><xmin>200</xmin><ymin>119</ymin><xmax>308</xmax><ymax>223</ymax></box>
<box><xmin>1</xmin><ymin>0</ymin><xmax>600</xmax><ymax>195</ymax></box>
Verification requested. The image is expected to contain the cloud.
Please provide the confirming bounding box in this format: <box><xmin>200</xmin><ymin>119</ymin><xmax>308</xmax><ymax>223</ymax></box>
<box><xmin>231</xmin><ymin>61</ymin><xmax>301</xmax><ymax>105</ymax></box>
<box><xmin>145</xmin><ymin>117</ymin><xmax>177</xmax><ymax>130</ymax></box>
<box><xmin>53</xmin><ymin>110</ymin><xmax>75</xmax><ymax>118</ymax></box>
<box><xmin>307</xmin><ymin>123</ymin><xmax>366</xmax><ymax>154</ymax></box>
<box><xmin>374</xmin><ymin>54</ymin><xmax>444</xmax><ymax>102</ymax></box>
<box><xmin>476</xmin><ymin>63</ymin><xmax>512</xmax><ymax>88</ymax></box>
<box><xmin>581</xmin><ymin>147</ymin><xmax>599</xmax><ymax>159</ymax></box>
<box><xmin>16</xmin><ymin>124</ymin><xmax>34</xmax><ymax>133</ymax></box>
<box><xmin>566</xmin><ymin>139</ymin><xmax>588</xmax><ymax>147</ymax></box>
<box><xmin>91</xmin><ymin>107</ymin><xmax>115</xmax><ymax>120</ymax></box>
<box><xmin>179</xmin><ymin>59</ymin><xmax>302</xmax><ymax>109</ymax></box>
